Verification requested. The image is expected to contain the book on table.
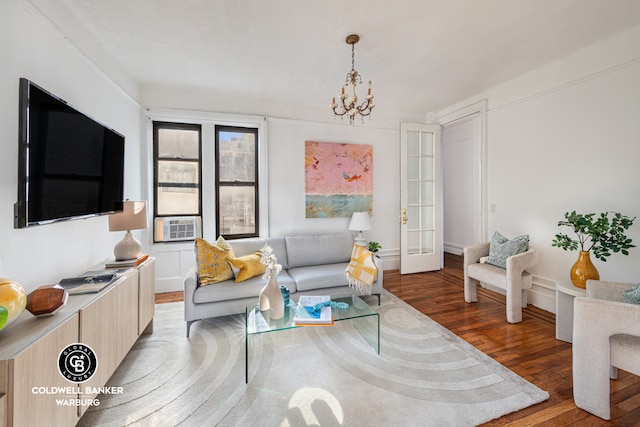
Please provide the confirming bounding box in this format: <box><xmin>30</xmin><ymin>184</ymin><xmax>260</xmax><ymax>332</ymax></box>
<box><xmin>57</xmin><ymin>273</ymin><xmax>118</xmax><ymax>295</ymax></box>
<box><xmin>294</xmin><ymin>295</ymin><xmax>333</xmax><ymax>326</ymax></box>
<box><xmin>105</xmin><ymin>254</ymin><xmax>149</xmax><ymax>268</ymax></box>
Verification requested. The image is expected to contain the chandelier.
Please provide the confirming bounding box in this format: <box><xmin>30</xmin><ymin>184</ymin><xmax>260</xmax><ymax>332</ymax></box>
<box><xmin>330</xmin><ymin>34</ymin><xmax>375</xmax><ymax>125</ymax></box>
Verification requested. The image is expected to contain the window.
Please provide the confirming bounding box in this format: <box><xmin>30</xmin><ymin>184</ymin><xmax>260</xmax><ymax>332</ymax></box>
<box><xmin>215</xmin><ymin>126</ymin><xmax>259</xmax><ymax>239</ymax></box>
<box><xmin>153</xmin><ymin>122</ymin><xmax>202</xmax><ymax>241</ymax></box>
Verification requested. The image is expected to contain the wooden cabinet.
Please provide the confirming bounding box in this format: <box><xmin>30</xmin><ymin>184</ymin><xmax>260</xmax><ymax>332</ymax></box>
<box><xmin>116</xmin><ymin>271</ymin><xmax>140</xmax><ymax>363</ymax></box>
<box><xmin>0</xmin><ymin>360</ymin><xmax>8</xmax><ymax>426</ymax></box>
<box><xmin>77</xmin><ymin>269</ymin><xmax>140</xmax><ymax>416</ymax></box>
<box><xmin>10</xmin><ymin>314</ymin><xmax>79</xmax><ymax>427</ymax></box>
<box><xmin>0</xmin><ymin>258</ymin><xmax>155</xmax><ymax>427</ymax></box>
<box><xmin>138</xmin><ymin>258</ymin><xmax>155</xmax><ymax>335</ymax></box>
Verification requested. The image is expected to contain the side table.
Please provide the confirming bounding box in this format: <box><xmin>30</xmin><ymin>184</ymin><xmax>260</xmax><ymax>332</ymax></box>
<box><xmin>555</xmin><ymin>281</ymin><xmax>586</xmax><ymax>343</ymax></box>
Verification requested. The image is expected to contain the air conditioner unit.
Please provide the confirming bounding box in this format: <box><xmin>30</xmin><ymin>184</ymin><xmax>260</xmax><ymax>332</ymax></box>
<box><xmin>154</xmin><ymin>216</ymin><xmax>201</xmax><ymax>242</ymax></box>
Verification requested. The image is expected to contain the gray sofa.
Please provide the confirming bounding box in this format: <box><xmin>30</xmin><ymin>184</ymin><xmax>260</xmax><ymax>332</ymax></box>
<box><xmin>184</xmin><ymin>231</ymin><xmax>383</xmax><ymax>337</ymax></box>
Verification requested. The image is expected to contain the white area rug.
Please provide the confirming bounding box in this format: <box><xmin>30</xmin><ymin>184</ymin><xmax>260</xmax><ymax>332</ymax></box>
<box><xmin>78</xmin><ymin>290</ymin><xmax>548</xmax><ymax>426</ymax></box>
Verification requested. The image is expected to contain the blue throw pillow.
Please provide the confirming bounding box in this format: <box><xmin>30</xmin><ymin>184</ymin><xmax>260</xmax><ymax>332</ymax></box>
<box><xmin>622</xmin><ymin>283</ymin><xmax>640</xmax><ymax>304</ymax></box>
<box><xmin>485</xmin><ymin>231</ymin><xmax>529</xmax><ymax>269</ymax></box>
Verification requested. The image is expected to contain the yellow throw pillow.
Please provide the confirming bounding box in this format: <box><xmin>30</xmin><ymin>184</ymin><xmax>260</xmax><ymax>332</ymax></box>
<box><xmin>228</xmin><ymin>251</ymin><xmax>266</xmax><ymax>282</ymax></box>
<box><xmin>214</xmin><ymin>235</ymin><xmax>233</xmax><ymax>252</ymax></box>
<box><xmin>195</xmin><ymin>237</ymin><xmax>235</xmax><ymax>286</ymax></box>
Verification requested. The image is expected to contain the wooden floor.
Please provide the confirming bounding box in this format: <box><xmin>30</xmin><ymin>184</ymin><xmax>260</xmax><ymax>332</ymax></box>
<box><xmin>156</xmin><ymin>253</ymin><xmax>640</xmax><ymax>426</ymax></box>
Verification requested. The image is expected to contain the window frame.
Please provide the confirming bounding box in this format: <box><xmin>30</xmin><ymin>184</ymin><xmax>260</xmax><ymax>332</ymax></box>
<box><xmin>152</xmin><ymin>121</ymin><xmax>203</xmax><ymax>219</ymax></box>
<box><xmin>214</xmin><ymin>125</ymin><xmax>259</xmax><ymax>240</ymax></box>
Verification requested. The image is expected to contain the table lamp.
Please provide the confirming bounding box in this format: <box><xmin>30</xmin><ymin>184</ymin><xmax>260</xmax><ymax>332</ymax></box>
<box><xmin>108</xmin><ymin>200</ymin><xmax>148</xmax><ymax>261</ymax></box>
<box><xmin>349</xmin><ymin>212</ymin><xmax>372</xmax><ymax>246</ymax></box>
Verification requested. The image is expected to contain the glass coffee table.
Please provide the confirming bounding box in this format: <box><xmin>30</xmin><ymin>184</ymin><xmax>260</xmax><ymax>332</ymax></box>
<box><xmin>245</xmin><ymin>293</ymin><xmax>379</xmax><ymax>383</ymax></box>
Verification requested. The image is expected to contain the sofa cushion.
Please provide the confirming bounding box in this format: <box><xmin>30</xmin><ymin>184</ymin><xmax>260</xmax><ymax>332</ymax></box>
<box><xmin>285</xmin><ymin>232</ymin><xmax>353</xmax><ymax>269</ymax></box>
<box><xmin>486</xmin><ymin>231</ymin><xmax>529</xmax><ymax>269</ymax></box>
<box><xmin>467</xmin><ymin>262</ymin><xmax>533</xmax><ymax>290</ymax></box>
<box><xmin>195</xmin><ymin>237</ymin><xmax>235</xmax><ymax>285</ymax></box>
<box><xmin>229</xmin><ymin>237</ymin><xmax>288</xmax><ymax>270</ymax></box>
<box><xmin>288</xmin><ymin>263</ymin><xmax>350</xmax><ymax>291</ymax></box>
<box><xmin>193</xmin><ymin>271</ymin><xmax>297</xmax><ymax>304</ymax></box>
<box><xmin>228</xmin><ymin>251</ymin><xmax>265</xmax><ymax>282</ymax></box>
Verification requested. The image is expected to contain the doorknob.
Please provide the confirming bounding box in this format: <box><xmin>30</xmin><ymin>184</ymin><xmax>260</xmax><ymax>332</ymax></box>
<box><xmin>400</xmin><ymin>208</ymin><xmax>407</xmax><ymax>225</ymax></box>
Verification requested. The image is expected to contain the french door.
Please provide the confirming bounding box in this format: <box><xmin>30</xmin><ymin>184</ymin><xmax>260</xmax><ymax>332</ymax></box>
<box><xmin>400</xmin><ymin>123</ymin><xmax>442</xmax><ymax>274</ymax></box>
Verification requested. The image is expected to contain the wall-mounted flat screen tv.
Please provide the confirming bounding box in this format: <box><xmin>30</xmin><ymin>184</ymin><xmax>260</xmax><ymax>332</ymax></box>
<box><xmin>14</xmin><ymin>78</ymin><xmax>125</xmax><ymax>228</ymax></box>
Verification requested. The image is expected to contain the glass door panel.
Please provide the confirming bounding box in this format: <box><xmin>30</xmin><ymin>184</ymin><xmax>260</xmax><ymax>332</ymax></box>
<box><xmin>400</xmin><ymin>123</ymin><xmax>442</xmax><ymax>274</ymax></box>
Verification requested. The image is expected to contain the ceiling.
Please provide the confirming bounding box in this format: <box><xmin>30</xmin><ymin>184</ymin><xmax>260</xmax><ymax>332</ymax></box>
<box><xmin>28</xmin><ymin>0</ymin><xmax>640</xmax><ymax>124</ymax></box>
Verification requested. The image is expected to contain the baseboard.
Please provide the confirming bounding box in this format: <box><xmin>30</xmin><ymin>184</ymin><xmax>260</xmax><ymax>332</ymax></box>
<box><xmin>528</xmin><ymin>276</ymin><xmax>556</xmax><ymax>314</ymax></box>
<box><xmin>444</xmin><ymin>242</ymin><xmax>464</xmax><ymax>255</ymax></box>
<box><xmin>376</xmin><ymin>249</ymin><xmax>400</xmax><ymax>271</ymax></box>
<box><xmin>156</xmin><ymin>277</ymin><xmax>185</xmax><ymax>293</ymax></box>
<box><xmin>482</xmin><ymin>276</ymin><xmax>556</xmax><ymax>314</ymax></box>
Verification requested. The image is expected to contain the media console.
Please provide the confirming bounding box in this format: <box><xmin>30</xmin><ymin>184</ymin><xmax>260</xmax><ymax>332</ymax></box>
<box><xmin>0</xmin><ymin>257</ymin><xmax>155</xmax><ymax>426</ymax></box>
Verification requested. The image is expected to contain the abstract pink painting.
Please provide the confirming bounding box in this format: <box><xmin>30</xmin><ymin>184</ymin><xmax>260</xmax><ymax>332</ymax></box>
<box><xmin>305</xmin><ymin>141</ymin><xmax>373</xmax><ymax>218</ymax></box>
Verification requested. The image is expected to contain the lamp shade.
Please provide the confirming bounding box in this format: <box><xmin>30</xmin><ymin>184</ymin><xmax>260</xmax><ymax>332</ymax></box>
<box><xmin>109</xmin><ymin>201</ymin><xmax>148</xmax><ymax>232</ymax></box>
<box><xmin>348</xmin><ymin>212</ymin><xmax>372</xmax><ymax>232</ymax></box>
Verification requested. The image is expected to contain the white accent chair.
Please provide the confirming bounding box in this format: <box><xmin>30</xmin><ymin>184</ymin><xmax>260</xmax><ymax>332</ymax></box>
<box><xmin>463</xmin><ymin>242</ymin><xmax>538</xmax><ymax>323</ymax></box>
<box><xmin>572</xmin><ymin>279</ymin><xmax>640</xmax><ymax>420</ymax></box>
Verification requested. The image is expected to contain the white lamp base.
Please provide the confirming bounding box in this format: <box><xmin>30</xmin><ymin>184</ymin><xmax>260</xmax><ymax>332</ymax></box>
<box><xmin>114</xmin><ymin>231</ymin><xmax>143</xmax><ymax>261</ymax></box>
<box><xmin>354</xmin><ymin>232</ymin><xmax>367</xmax><ymax>247</ymax></box>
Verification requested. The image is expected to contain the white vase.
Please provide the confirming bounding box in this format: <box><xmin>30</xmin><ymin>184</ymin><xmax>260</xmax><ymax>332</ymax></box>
<box><xmin>259</xmin><ymin>275</ymin><xmax>284</xmax><ymax>319</ymax></box>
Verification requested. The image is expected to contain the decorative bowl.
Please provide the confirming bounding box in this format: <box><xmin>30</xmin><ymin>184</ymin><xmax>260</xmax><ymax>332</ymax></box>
<box><xmin>0</xmin><ymin>279</ymin><xmax>27</xmax><ymax>332</ymax></box>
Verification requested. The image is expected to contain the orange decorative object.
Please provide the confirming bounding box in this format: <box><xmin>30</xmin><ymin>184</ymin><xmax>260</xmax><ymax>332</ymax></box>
<box><xmin>0</xmin><ymin>278</ymin><xmax>27</xmax><ymax>331</ymax></box>
<box><xmin>570</xmin><ymin>251</ymin><xmax>600</xmax><ymax>289</ymax></box>
<box><xmin>26</xmin><ymin>284</ymin><xmax>68</xmax><ymax>317</ymax></box>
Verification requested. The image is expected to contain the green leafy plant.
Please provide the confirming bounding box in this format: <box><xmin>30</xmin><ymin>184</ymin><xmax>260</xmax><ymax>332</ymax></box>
<box><xmin>368</xmin><ymin>241</ymin><xmax>382</xmax><ymax>253</ymax></box>
<box><xmin>552</xmin><ymin>211</ymin><xmax>636</xmax><ymax>262</ymax></box>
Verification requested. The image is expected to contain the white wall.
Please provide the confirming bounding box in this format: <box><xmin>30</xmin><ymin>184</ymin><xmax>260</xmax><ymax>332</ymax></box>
<box><xmin>141</xmin><ymin>112</ymin><xmax>400</xmax><ymax>293</ymax></box>
<box><xmin>488</xmin><ymin>62</ymin><xmax>640</xmax><ymax>282</ymax></box>
<box><xmin>0</xmin><ymin>0</ymin><xmax>143</xmax><ymax>293</ymax></box>
<box><xmin>145</xmin><ymin>115</ymin><xmax>401</xmax><ymax>293</ymax></box>
<box><xmin>433</xmin><ymin>24</ymin><xmax>640</xmax><ymax>311</ymax></box>
<box><xmin>10</xmin><ymin>0</ymin><xmax>638</xmax><ymax>301</ymax></box>
<box><xmin>267</xmin><ymin>118</ymin><xmax>399</xmax><ymax>255</ymax></box>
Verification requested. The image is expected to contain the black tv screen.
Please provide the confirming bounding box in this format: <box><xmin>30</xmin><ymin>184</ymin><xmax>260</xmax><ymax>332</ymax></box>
<box><xmin>14</xmin><ymin>78</ymin><xmax>125</xmax><ymax>228</ymax></box>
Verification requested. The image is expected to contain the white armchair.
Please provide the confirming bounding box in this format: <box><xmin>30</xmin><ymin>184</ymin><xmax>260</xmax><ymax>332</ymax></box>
<box><xmin>573</xmin><ymin>279</ymin><xmax>640</xmax><ymax>420</ymax></box>
<box><xmin>463</xmin><ymin>242</ymin><xmax>538</xmax><ymax>323</ymax></box>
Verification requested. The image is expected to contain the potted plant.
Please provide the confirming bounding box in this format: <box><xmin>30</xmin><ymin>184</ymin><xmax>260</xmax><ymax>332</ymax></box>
<box><xmin>552</xmin><ymin>211</ymin><xmax>636</xmax><ymax>288</ymax></box>
<box><xmin>368</xmin><ymin>241</ymin><xmax>382</xmax><ymax>253</ymax></box>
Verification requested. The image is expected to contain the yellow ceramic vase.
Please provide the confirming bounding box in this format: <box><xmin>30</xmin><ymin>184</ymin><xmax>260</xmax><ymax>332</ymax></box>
<box><xmin>0</xmin><ymin>279</ymin><xmax>27</xmax><ymax>331</ymax></box>
<box><xmin>570</xmin><ymin>251</ymin><xmax>600</xmax><ymax>289</ymax></box>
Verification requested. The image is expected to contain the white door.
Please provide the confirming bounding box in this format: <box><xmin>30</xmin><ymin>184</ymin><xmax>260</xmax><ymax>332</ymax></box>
<box><xmin>443</xmin><ymin>113</ymin><xmax>482</xmax><ymax>255</ymax></box>
<box><xmin>400</xmin><ymin>123</ymin><xmax>442</xmax><ymax>274</ymax></box>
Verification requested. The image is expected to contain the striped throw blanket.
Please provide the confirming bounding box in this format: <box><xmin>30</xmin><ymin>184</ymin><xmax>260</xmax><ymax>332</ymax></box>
<box><xmin>345</xmin><ymin>244</ymin><xmax>378</xmax><ymax>295</ymax></box>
